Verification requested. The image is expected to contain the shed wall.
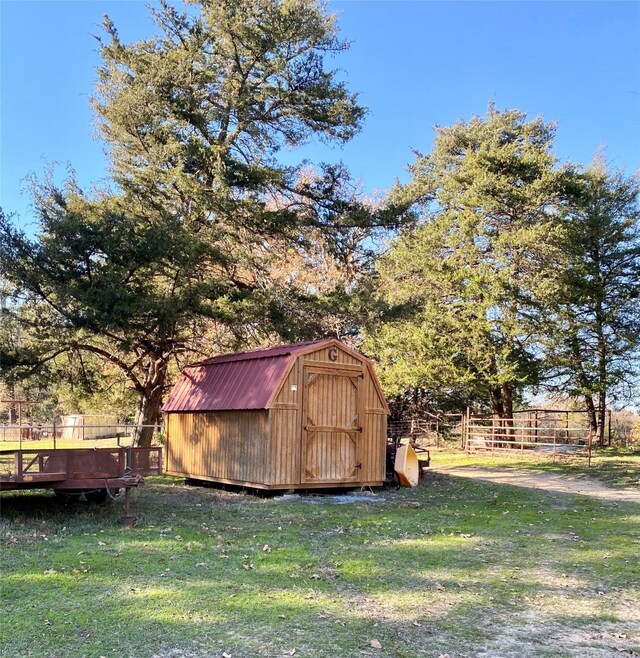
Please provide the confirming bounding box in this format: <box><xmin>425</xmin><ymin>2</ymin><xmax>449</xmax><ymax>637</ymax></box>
<box><xmin>268</xmin><ymin>361</ymin><xmax>302</xmax><ymax>485</ymax></box>
<box><xmin>304</xmin><ymin>345</ymin><xmax>362</xmax><ymax>366</ymax></box>
<box><xmin>361</xmin><ymin>413</ymin><xmax>387</xmax><ymax>482</ymax></box>
<box><xmin>363</xmin><ymin>370</ymin><xmax>388</xmax><ymax>482</ymax></box>
<box><xmin>268</xmin><ymin>351</ymin><xmax>387</xmax><ymax>487</ymax></box>
<box><xmin>268</xmin><ymin>409</ymin><xmax>300</xmax><ymax>485</ymax></box>
<box><xmin>165</xmin><ymin>410</ymin><xmax>270</xmax><ymax>485</ymax></box>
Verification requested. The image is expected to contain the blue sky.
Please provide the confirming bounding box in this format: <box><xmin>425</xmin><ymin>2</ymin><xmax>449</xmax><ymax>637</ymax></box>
<box><xmin>2</xmin><ymin>1</ymin><xmax>639</xmax><ymax>228</ymax></box>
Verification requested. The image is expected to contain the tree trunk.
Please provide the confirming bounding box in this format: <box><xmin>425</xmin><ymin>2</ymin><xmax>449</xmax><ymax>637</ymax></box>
<box><xmin>596</xmin><ymin>311</ymin><xmax>608</xmax><ymax>446</ymax></box>
<box><xmin>594</xmin><ymin>290</ymin><xmax>608</xmax><ymax>446</ymax></box>
<box><xmin>490</xmin><ymin>387</ymin><xmax>504</xmax><ymax>416</ymax></box>
<box><xmin>597</xmin><ymin>391</ymin><xmax>607</xmax><ymax>447</ymax></box>
<box><xmin>488</xmin><ymin>352</ymin><xmax>504</xmax><ymax>416</ymax></box>
<box><xmin>583</xmin><ymin>393</ymin><xmax>598</xmax><ymax>438</ymax></box>
<box><xmin>133</xmin><ymin>358</ymin><xmax>168</xmax><ymax>447</ymax></box>
<box><xmin>7</xmin><ymin>380</ymin><xmax>17</xmax><ymax>424</ymax></box>
<box><xmin>567</xmin><ymin>315</ymin><xmax>598</xmax><ymax>437</ymax></box>
<box><xmin>410</xmin><ymin>388</ymin><xmax>420</xmax><ymax>438</ymax></box>
<box><xmin>502</xmin><ymin>383</ymin><xmax>514</xmax><ymax>440</ymax></box>
<box><xmin>489</xmin><ymin>386</ymin><xmax>505</xmax><ymax>447</ymax></box>
<box><xmin>502</xmin><ymin>384</ymin><xmax>514</xmax><ymax>419</ymax></box>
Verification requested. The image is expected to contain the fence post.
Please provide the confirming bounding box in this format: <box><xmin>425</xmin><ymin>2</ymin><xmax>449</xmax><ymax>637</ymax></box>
<box><xmin>491</xmin><ymin>414</ymin><xmax>496</xmax><ymax>454</ymax></box>
<box><xmin>465</xmin><ymin>407</ymin><xmax>471</xmax><ymax>451</ymax></box>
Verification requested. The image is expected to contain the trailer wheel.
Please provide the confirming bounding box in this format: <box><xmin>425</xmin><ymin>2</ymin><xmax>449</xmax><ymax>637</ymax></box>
<box><xmin>53</xmin><ymin>489</ymin><xmax>83</xmax><ymax>503</ymax></box>
<box><xmin>84</xmin><ymin>488</ymin><xmax>118</xmax><ymax>504</ymax></box>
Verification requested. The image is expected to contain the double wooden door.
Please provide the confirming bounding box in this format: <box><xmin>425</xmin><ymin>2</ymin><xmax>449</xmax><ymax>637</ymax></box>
<box><xmin>301</xmin><ymin>367</ymin><xmax>363</xmax><ymax>484</ymax></box>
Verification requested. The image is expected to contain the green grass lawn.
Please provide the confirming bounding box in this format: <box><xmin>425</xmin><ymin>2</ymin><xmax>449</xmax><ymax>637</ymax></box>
<box><xmin>430</xmin><ymin>447</ymin><xmax>640</xmax><ymax>490</ymax></box>
<box><xmin>1</xmin><ymin>472</ymin><xmax>639</xmax><ymax>658</ymax></box>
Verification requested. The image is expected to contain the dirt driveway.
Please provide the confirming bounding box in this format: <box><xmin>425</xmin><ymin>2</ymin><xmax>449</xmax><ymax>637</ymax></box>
<box><xmin>430</xmin><ymin>465</ymin><xmax>640</xmax><ymax>504</ymax></box>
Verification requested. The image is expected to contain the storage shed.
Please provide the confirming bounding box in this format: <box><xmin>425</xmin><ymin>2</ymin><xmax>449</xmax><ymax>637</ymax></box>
<box><xmin>162</xmin><ymin>339</ymin><xmax>389</xmax><ymax>489</ymax></box>
<box><xmin>60</xmin><ymin>415</ymin><xmax>119</xmax><ymax>441</ymax></box>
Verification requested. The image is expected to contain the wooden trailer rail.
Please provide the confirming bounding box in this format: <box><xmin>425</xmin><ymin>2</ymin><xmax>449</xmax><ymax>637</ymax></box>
<box><xmin>0</xmin><ymin>446</ymin><xmax>162</xmax><ymax>490</ymax></box>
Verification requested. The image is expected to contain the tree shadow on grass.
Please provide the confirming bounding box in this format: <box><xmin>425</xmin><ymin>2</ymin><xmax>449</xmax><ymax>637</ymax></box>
<box><xmin>1</xmin><ymin>474</ymin><xmax>639</xmax><ymax>657</ymax></box>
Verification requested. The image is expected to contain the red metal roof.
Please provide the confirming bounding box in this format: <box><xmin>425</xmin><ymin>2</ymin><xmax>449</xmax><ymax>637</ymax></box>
<box><xmin>163</xmin><ymin>340</ymin><xmax>333</xmax><ymax>412</ymax></box>
<box><xmin>194</xmin><ymin>339</ymin><xmax>325</xmax><ymax>366</ymax></box>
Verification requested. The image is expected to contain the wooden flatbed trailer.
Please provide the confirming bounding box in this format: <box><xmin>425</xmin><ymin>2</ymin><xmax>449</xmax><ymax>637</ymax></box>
<box><xmin>0</xmin><ymin>446</ymin><xmax>162</xmax><ymax>524</ymax></box>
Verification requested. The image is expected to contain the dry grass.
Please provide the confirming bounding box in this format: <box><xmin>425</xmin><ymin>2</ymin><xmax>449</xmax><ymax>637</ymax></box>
<box><xmin>430</xmin><ymin>447</ymin><xmax>640</xmax><ymax>489</ymax></box>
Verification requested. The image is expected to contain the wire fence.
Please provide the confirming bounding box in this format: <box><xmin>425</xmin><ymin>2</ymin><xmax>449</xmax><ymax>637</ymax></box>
<box><xmin>0</xmin><ymin>423</ymin><xmax>163</xmax><ymax>449</ymax></box>
<box><xmin>388</xmin><ymin>413</ymin><xmax>464</xmax><ymax>449</ymax></box>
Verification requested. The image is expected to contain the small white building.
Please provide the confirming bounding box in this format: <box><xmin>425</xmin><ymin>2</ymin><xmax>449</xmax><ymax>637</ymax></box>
<box><xmin>61</xmin><ymin>415</ymin><xmax>119</xmax><ymax>441</ymax></box>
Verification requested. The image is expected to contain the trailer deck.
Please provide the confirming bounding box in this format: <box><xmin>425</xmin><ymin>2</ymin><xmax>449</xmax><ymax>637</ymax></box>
<box><xmin>0</xmin><ymin>446</ymin><xmax>162</xmax><ymax>523</ymax></box>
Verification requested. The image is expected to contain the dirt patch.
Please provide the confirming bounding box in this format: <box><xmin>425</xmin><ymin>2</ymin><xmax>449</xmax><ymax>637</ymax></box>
<box><xmin>430</xmin><ymin>466</ymin><xmax>640</xmax><ymax>504</ymax></box>
<box><xmin>474</xmin><ymin>613</ymin><xmax>640</xmax><ymax>658</ymax></box>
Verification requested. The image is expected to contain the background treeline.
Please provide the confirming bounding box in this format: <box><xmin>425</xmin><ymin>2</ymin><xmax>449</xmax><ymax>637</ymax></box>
<box><xmin>1</xmin><ymin>0</ymin><xmax>638</xmax><ymax>445</ymax></box>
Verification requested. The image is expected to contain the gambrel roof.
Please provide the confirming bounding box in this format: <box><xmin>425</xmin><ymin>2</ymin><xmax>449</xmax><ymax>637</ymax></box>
<box><xmin>162</xmin><ymin>339</ymin><xmax>389</xmax><ymax>413</ymax></box>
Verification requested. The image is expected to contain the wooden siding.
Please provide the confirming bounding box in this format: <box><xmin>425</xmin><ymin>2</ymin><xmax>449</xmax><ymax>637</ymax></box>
<box><xmin>269</xmin><ymin>356</ymin><xmax>302</xmax><ymax>486</ymax></box>
<box><xmin>268</xmin><ymin>409</ymin><xmax>300</xmax><ymax>486</ymax></box>
<box><xmin>305</xmin><ymin>369</ymin><xmax>361</xmax><ymax>428</ymax></box>
<box><xmin>304</xmin><ymin>345</ymin><xmax>361</xmax><ymax>366</ymax></box>
<box><xmin>361</xmin><ymin>412</ymin><xmax>387</xmax><ymax>482</ymax></box>
<box><xmin>303</xmin><ymin>431</ymin><xmax>359</xmax><ymax>482</ymax></box>
<box><xmin>359</xmin><ymin>355</ymin><xmax>387</xmax><ymax>483</ymax></box>
<box><xmin>363</xmin><ymin>371</ymin><xmax>387</xmax><ymax>414</ymax></box>
<box><xmin>271</xmin><ymin>364</ymin><xmax>300</xmax><ymax>408</ymax></box>
<box><xmin>165</xmin><ymin>410</ymin><xmax>270</xmax><ymax>484</ymax></box>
